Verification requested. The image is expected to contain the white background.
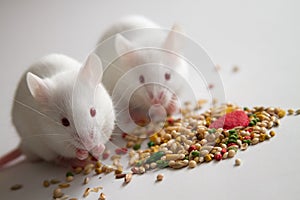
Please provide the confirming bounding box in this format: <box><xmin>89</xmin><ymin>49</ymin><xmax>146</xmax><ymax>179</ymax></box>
<box><xmin>0</xmin><ymin>0</ymin><xmax>299</xmax><ymax>199</ymax></box>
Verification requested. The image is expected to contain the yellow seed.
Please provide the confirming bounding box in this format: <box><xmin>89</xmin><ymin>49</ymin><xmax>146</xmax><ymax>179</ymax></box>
<box><xmin>296</xmin><ymin>109</ymin><xmax>300</xmax><ymax>115</ymax></box>
<box><xmin>83</xmin><ymin>188</ymin><xmax>91</xmax><ymax>197</ymax></box>
<box><xmin>50</xmin><ymin>179</ymin><xmax>60</xmax><ymax>184</ymax></box>
<box><xmin>277</xmin><ymin>109</ymin><xmax>286</xmax><ymax>118</ymax></box>
<box><xmin>74</xmin><ymin>167</ymin><xmax>83</xmax><ymax>174</ymax></box>
<box><xmin>149</xmin><ymin>133</ymin><xmax>159</xmax><ymax>142</ymax></box>
<box><xmin>96</xmin><ymin>161</ymin><xmax>102</xmax><ymax>168</ymax></box>
<box><xmin>99</xmin><ymin>192</ymin><xmax>106</xmax><ymax>200</ymax></box>
<box><xmin>204</xmin><ymin>154</ymin><xmax>212</xmax><ymax>162</ymax></box>
<box><xmin>288</xmin><ymin>109</ymin><xmax>294</xmax><ymax>115</ymax></box>
<box><xmin>259</xmin><ymin>134</ymin><xmax>266</xmax><ymax>142</ymax></box>
<box><xmin>84</xmin><ymin>177</ymin><xmax>90</xmax><ymax>185</ymax></box>
<box><xmin>115</xmin><ymin>167</ymin><xmax>123</xmax><ymax>175</ymax></box>
<box><xmin>270</xmin><ymin>131</ymin><xmax>276</xmax><ymax>137</ymax></box>
<box><xmin>95</xmin><ymin>168</ymin><xmax>103</xmax><ymax>174</ymax></box>
<box><xmin>43</xmin><ymin>180</ymin><xmax>50</xmax><ymax>187</ymax></box>
<box><xmin>84</xmin><ymin>167</ymin><xmax>92</xmax><ymax>175</ymax></box>
<box><xmin>156</xmin><ymin>174</ymin><xmax>164</xmax><ymax>181</ymax></box>
<box><xmin>66</xmin><ymin>175</ymin><xmax>74</xmax><ymax>182</ymax></box>
<box><xmin>58</xmin><ymin>183</ymin><xmax>70</xmax><ymax>188</ymax></box>
<box><xmin>69</xmin><ymin>198</ymin><xmax>78</xmax><ymax>200</ymax></box>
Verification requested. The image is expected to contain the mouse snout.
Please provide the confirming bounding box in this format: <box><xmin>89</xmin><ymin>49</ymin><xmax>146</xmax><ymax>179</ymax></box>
<box><xmin>149</xmin><ymin>91</ymin><xmax>166</xmax><ymax>105</ymax></box>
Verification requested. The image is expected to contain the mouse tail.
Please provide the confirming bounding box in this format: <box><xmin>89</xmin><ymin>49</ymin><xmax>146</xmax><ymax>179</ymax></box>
<box><xmin>0</xmin><ymin>148</ymin><xmax>22</xmax><ymax>167</ymax></box>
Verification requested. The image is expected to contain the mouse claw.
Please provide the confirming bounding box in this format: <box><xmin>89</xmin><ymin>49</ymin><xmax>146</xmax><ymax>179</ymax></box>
<box><xmin>76</xmin><ymin>149</ymin><xmax>89</xmax><ymax>160</ymax></box>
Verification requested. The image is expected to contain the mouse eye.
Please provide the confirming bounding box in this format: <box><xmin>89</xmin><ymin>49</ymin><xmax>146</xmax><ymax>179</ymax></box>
<box><xmin>165</xmin><ymin>73</ymin><xmax>171</xmax><ymax>81</ymax></box>
<box><xmin>90</xmin><ymin>107</ymin><xmax>96</xmax><ymax>117</ymax></box>
<box><xmin>139</xmin><ymin>75</ymin><xmax>145</xmax><ymax>84</ymax></box>
<box><xmin>61</xmin><ymin>117</ymin><xmax>70</xmax><ymax>127</ymax></box>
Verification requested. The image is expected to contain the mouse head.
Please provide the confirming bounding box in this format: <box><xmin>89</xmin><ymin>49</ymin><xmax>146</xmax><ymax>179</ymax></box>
<box><xmin>26</xmin><ymin>54</ymin><xmax>113</xmax><ymax>159</ymax></box>
<box><xmin>115</xmin><ymin>24</ymin><xmax>185</xmax><ymax>114</ymax></box>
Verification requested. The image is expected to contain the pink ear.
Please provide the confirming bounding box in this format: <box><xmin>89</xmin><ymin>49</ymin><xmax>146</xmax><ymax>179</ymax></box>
<box><xmin>26</xmin><ymin>72</ymin><xmax>50</xmax><ymax>104</ymax></box>
<box><xmin>80</xmin><ymin>53</ymin><xmax>103</xmax><ymax>86</ymax></box>
<box><xmin>163</xmin><ymin>23</ymin><xmax>184</xmax><ymax>53</ymax></box>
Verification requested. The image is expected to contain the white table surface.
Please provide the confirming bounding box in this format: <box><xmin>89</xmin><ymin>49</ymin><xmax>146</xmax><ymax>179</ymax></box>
<box><xmin>1</xmin><ymin>0</ymin><xmax>300</xmax><ymax>199</ymax></box>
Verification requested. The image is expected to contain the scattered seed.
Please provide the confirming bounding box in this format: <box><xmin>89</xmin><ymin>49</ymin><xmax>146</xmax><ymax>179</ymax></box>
<box><xmin>58</xmin><ymin>183</ymin><xmax>70</xmax><ymax>188</ymax></box>
<box><xmin>296</xmin><ymin>109</ymin><xmax>300</xmax><ymax>115</ymax></box>
<box><xmin>66</xmin><ymin>175</ymin><xmax>74</xmax><ymax>182</ymax></box>
<box><xmin>287</xmin><ymin>109</ymin><xmax>294</xmax><ymax>115</ymax></box>
<box><xmin>235</xmin><ymin>158</ymin><xmax>242</xmax><ymax>166</ymax></box>
<box><xmin>50</xmin><ymin>179</ymin><xmax>61</xmax><ymax>184</ymax></box>
<box><xmin>74</xmin><ymin>167</ymin><xmax>83</xmax><ymax>174</ymax></box>
<box><xmin>84</xmin><ymin>177</ymin><xmax>90</xmax><ymax>185</ymax></box>
<box><xmin>124</xmin><ymin>173</ymin><xmax>132</xmax><ymax>184</ymax></box>
<box><xmin>83</xmin><ymin>188</ymin><xmax>91</xmax><ymax>198</ymax></box>
<box><xmin>232</xmin><ymin>65</ymin><xmax>239</xmax><ymax>73</ymax></box>
<box><xmin>156</xmin><ymin>174</ymin><xmax>164</xmax><ymax>181</ymax></box>
<box><xmin>53</xmin><ymin>188</ymin><xmax>64</xmax><ymax>199</ymax></box>
<box><xmin>115</xmin><ymin>173</ymin><xmax>126</xmax><ymax>179</ymax></box>
<box><xmin>99</xmin><ymin>192</ymin><xmax>106</xmax><ymax>200</ymax></box>
<box><xmin>10</xmin><ymin>184</ymin><xmax>22</xmax><ymax>191</ymax></box>
<box><xmin>43</xmin><ymin>180</ymin><xmax>50</xmax><ymax>188</ymax></box>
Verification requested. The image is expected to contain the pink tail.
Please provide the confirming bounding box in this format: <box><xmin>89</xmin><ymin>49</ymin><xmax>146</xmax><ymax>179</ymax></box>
<box><xmin>0</xmin><ymin>148</ymin><xmax>22</xmax><ymax>167</ymax></box>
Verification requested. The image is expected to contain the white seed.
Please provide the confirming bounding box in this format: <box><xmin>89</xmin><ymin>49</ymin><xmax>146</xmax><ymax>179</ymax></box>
<box><xmin>150</xmin><ymin>162</ymin><xmax>157</xmax><ymax>169</ymax></box>
<box><xmin>124</xmin><ymin>173</ymin><xmax>132</xmax><ymax>184</ymax></box>
<box><xmin>241</xmin><ymin>143</ymin><xmax>248</xmax><ymax>151</ymax></box>
<box><xmin>222</xmin><ymin>152</ymin><xmax>228</xmax><ymax>159</ymax></box>
<box><xmin>228</xmin><ymin>149</ymin><xmax>236</xmax><ymax>158</ymax></box>
<box><xmin>200</xmin><ymin>149</ymin><xmax>209</xmax><ymax>157</ymax></box>
<box><xmin>252</xmin><ymin>138</ymin><xmax>259</xmax><ymax>145</ymax></box>
<box><xmin>165</xmin><ymin>153</ymin><xmax>185</xmax><ymax>161</ymax></box>
<box><xmin>188</xmin><ymin>160</ymin><xmax>197</xmax><ymax>168</ymax></box>
<box><xmin>53</xmin><ymin>188</ymin><xmax>64</xmax><ymax>198</ymax></box>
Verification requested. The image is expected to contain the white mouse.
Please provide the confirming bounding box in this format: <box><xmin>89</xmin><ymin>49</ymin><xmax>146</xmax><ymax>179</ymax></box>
<box><xmin>97</xmin><ymin>16</ymin><xmax>188</xmax><ymax>128</ymax></box>
<box><xmin>0</xmin><ymin>53</ymin><xmax>115</xmax><ymax>167</ymax></box>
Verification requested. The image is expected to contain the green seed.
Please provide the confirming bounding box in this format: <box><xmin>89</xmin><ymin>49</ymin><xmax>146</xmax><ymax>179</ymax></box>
<box><xmin>147</xmin><ymin>141</ymin><xmax>155</xmax><ymax>148</ymax></box>
<box><xmin>145</xmin><ymin>151</ymin><xmax>165</xmax><ymax>164</ymax></box>
<box><xmin>191</xmin><ymin>150</ymin><xmax>200</xmax><ymax>157</ymax></box>
<box><xmin>66</xmin><ymin>172</ymin><xmax>74</xmax><ymax>177</ymax></box>
<box><xmin>243</xmin><ymin>140</ymin><xmax>251</xmax><ymax>145</ymax></box>
<box><xmin>133</xmin><ymin>144</ymin><xmax>141</xmax><ymax>150</ymax></box>
<box><xmin>229</xmin><ymin>129</ymin><xmax>236</xmax><ymax>134</ymax></box>
<box><xmin>208</xmin><ymin>128</ymin><xmax>216</xmax><ymax>134</ymax></box>
<box><xmin>156</xmin><ymin>160</ymin><xmax>169</xmax><ymax>168</ymax></box>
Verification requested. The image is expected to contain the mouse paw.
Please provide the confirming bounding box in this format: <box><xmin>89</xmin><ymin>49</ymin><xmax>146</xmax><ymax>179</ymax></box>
<box><xmin>90</xmin><ymin>144</ymin><xmax>105</xmax><ymax>160</ymax></box>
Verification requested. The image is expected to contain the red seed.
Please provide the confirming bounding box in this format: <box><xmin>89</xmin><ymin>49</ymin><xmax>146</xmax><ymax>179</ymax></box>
<box><xmin>221</xmin><ymin>148</ymin><xmax>227</xmax><ymax>154</ymax></box>
<box><xmin>214</xmin><ymin>154</ymin><xmax>222</xmax><ymax>161</ymax></box>
<box><xmin>115</xmin><ymin>148</ymin><xmax>127</xmax><ymax>155</ymax></box>
<box><xmin>122</xmin><ymin>133</ymin><xmax>128</xmax><ymax>138</ymax></box>
<box><xmin>227</xmin><ymin>143</ymin><xmax>237</xmax><ymax>147</ymax></box>
<box><xmin>188</xmin><ymin>145</ymin><xmax>197</xmax><ymax>153</ymax></box>
<box><xmin>209</xmin><ymin>110</ymin><xmax>250</xmax><ymax>130</ymax></box>
<box><xmin>243</xmin><ymin>136</ymin><xmax>251</xmax><ymax>140</ymax></box>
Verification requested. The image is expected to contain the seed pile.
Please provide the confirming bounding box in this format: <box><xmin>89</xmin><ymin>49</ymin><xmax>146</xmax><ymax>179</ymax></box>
<box><xmin>123</xmin><ymin>104</ymin><xmax>286</xmax><ymax>173</ymax></box>
<box><xmin>10</xmin><ymin>103</ymin><xmax>299</xmax><ymax>200</ymax></box>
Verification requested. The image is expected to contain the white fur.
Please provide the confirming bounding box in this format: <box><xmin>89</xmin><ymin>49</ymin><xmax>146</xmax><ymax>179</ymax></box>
<box><xmin>98</xmin><ymin>16</ymin><xmax>188</xmax><ymax>120</ymax></box>
<box><xmin>12</xmin><ymin>54</ymin><xmax>115</xmax><ymax>162</ymax></box>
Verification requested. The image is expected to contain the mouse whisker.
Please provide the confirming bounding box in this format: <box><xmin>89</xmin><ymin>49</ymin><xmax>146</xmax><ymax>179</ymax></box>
<box><xmin>14</xmin><ymin>99</ymin><xmax>63</xmax><ymax>127</ymax></box>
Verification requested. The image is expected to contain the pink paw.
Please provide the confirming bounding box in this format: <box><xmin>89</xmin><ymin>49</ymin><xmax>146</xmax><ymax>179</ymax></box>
<box><xmin>76</xmin><ymin>149</ymin><xmax>89</xmax><ymax>160</ymax></box>
<box><xmin>90</xmin><ymin>144</ymin><xmax>105</xmax><ymax>160</ymax></box>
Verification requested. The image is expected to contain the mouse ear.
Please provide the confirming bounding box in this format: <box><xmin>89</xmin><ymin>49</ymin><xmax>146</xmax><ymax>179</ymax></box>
<box><xmin>115</xmin><ymin>33</ymin><xmax>134</xmax><ymax>56</ymax></box>
<box><xmin>163</xmin><ymin>24</ymin><xmax>184</xmax><ymax>53</ymax></box>
<box><xmin>80</xmin><ymin>53</ymin><xmax>103</xmax><ymax>85</ymax></box>
<box><xmin>26</xmin><ymin>72</ymin><xmax>50</xmax><ymax>104</ymax></box>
